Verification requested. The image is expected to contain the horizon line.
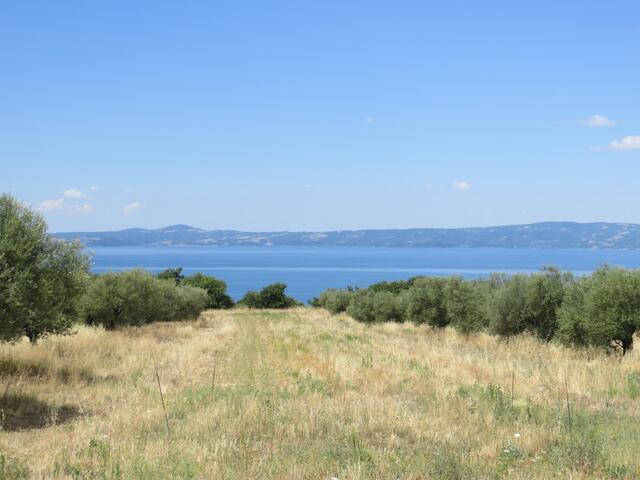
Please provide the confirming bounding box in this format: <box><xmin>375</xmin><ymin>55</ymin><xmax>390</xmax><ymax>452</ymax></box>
<box><xmin>54</xmin><ymin>220</ymin><xmax>640</xmax><ymax>235</ymax></box>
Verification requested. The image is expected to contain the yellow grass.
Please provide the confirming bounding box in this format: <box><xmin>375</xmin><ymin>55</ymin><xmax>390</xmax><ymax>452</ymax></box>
<box><xmin>1</xmin><ymin>308</ymin><xmax>640</xmax><ymax>478</ymax></box>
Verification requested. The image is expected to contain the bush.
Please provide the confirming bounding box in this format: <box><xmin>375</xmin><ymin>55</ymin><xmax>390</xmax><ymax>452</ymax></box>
<box><xmin>368</xmin><ymin>278</ymin><xmax>420</xmax><ymax>294</ymax></box>
<box><xmin>403</xmin><ymin>277</ymin><xmax>487</xmax><ymax>333</ymax></box>
<box><xmin>488</xmin><ymin>274</ymin><xmax>530</xmax><ymax>338</ymax></box>
<box><xmin>405</xmin><ymin>277</ymin><xmax>449</xmax><ymax>327</ymax></box>
<box><xmin>239</xmin><ymin>283</ymin><xmax>300</xmax><ymax>309</ymax></box>
<box><xmin>524</xmin><ymin>266</ymin><xmax>569</xmax><ymax>340</ymax></box>
<box><xmin>313</xmin><ymin>266</ymin><xmax>640</xmax><ymax>354</ymax></box>
<box><xmin>489</xmin><ymin>267</ymin><xmax>569</xmax><ymax>340</ymax></box>
<box><xmin>83</xmin><ymin>270</ymin><xmax>208</xmax><ymax>329</ymax></box>
<box><xmin>182</xmin><ymin>273</ymin><xmax>234</xmax><ymax>309</ymax></box>
<box><xmin>156</xmin><ymin>267</ymin><xmax>184</xmax><ymax>285</ymax></box>
<box><xmin>0</xmin><ymin>194</ymin><xmax>90</xmax><ymax>342</ymax></box>
<box><xmin>346</xmin><ymin>290</ymin><xmax>405</xmax><ymax>323</ymax></box>
<box><xmin>316</xmin><ymin>289</ymin><xmax>354</xmax><ymax>314</ymax></box>
<box><xmin>554</xmin><ymin>279</ymin><xmax>590</xmax><ymax>348</ymax></box>
<box><xmin>443</xmin><ymin>277</ymin><xmax>488</xmax><ymax>334</ymax></box>
<box><xmin>154</xmin><ymin>279</ymin><xmax>209</xmax><ymax>322</ymax></box>
<box><xmin>556</xmin><ymin>267</ymin><xmax>640</xmax><ymax>353</ymax></box>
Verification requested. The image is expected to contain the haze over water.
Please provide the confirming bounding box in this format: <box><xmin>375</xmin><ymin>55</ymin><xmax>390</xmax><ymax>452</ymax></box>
<box><xmin>89</xmin><ymin>246</ymin><xmax>640</xmax><ymax>302</ymax></box>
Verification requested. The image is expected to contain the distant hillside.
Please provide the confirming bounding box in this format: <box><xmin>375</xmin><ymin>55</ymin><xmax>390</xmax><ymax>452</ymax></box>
<box><xmin>54</xmin><ymin>222</ymin><xmax>640</xmax><ymax>248</ymax></box>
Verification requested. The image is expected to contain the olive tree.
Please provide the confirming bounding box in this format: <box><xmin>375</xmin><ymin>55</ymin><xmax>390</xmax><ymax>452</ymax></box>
<box><xmin>488</xmin><ymin>274</ymin><xmax>530</xmax><ymax>338</ymax></box>
<box><xmin>405</xmin><ymin>277</ymin><xmax>448</xmax><ymax>327</ymax></box>
<box><xmin>182</xmin><ymin>273</ymin><xmax>234</xmax><ymax>309</ymax></box>
<box><xmin>317</xmin><ymin>289</ymin><xmax>354</xmax><ymax>314</ymax></box>
<box><xmin>443</xmin><ymin>277</ymin><xmax>488</xmax><ymax>334</ymax></box>
<box><xmin>83</xmin><ymin>269</ymin><xmax>208</xmax><ymax>329</ymax></box>
<box><xmin>556</xmin><ymin>267</ymin><xmax>640</xmax><ymax>353</ymax></box>
<box><xmin>346</xmin><ymin>289</ymin><xmax>405</xmax><ymax>323</ymax></box>
<box><xmin>157</xmin><ymin>267</ymin><xmax>184</xmax><ymax>285</ymax></box>
<box><xmin>524</xmin><ymin>266</ymin><xmax>569</xmax><ymax>341</ymax></box>
<box><xmin>0</xmin><ymin>194</ymin><xmax>89</xmax><ymax>342</ymax></box>
<box><xmin>239</xmin><ymin>282</ymin><xmax>300</xmax><ymax>309</ymax></box>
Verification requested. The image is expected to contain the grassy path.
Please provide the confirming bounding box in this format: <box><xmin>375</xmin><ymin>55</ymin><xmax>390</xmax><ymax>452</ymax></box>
<box><xmin>2</xmin><ymin>309</ymin><xmax>640</xmax><ymax>478</ymax></box>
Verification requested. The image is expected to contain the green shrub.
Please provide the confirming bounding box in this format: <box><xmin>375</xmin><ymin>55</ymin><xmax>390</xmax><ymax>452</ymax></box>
<box><xmin>83</xmin><ymin>270</ymin><xmax>208</xmax><ymax>329</ymax></box>
<box><xmin>372</xmin><ymin>291</ymin><xmax>406</xmax><ymax>323</ymax></box>
<box><xmin>153</xmin><ymin>280</ymin><xmax>208</xmax><ymax>322</ymax></box>
<box><xmin>346</xmin><ymin>290</ymin><xmax>376</xmax><ymax>323</ymax></box>
<box><xmin>403</xmin><ymin>277</ymin><xmax>487</xmax><ymax>333</ymax></box>
<box><xmin>489</xmin><ymin>275</ymin><xmax>531</xmax><ymax>338</ymax></box>
<box><xmin>556</xmin><ymin>267</ymin><xmax>640</xmax><ymax>353</ymax></box>
<box><xmin>405</xmin><ymin>277</ymin><xmax>448</xmax><ymax>327</ymax></box>
<box><xmin>182</xmin><ymin>273</ymin><xmax>234</xmax><ymax>309</ymax></box>
<box><xmin>239</xmin><ymin>283</ymin><xmax>300</xmax><ymax>309</ymax></box>
<box><xmin>83</xmin><ymin>270</ymin><xmax>155</xmax><ymax>329</ymax></box>
<box><xmin>443</xmin><ymin>277</ymin><xmax>488</xmax><ymax>334</ymax></box>
<box><xmin>0</xmin><ymin>194</ymin><xmax>90</xmax><ymax>343</ymax></box>
<box><xmin>554</xmin><ymin>278</ymin><xmax>590</xmax><ymax>348</ymax></box>
<box><xmin>317</xmin><ymin>289</ymin><xmax>354</xmax><ymax>314</ymax></box>
<box><xmin>524</xmin><ymin>266</ymin><xmax>569</xmax><ymax>340</ymax></box>
<box><xmin>488</xmin><ymin>267</ymin><xmax>569</xmax><ymax>340</ymax></box>
<box><xmin>302</xmin><ymin>265</ymin><xmax>640</xmax><ymax>354</ymax></box>
<box><xmin>346</xmin><ymin>290</ymin><xmax>404</xmax><ymax>323</ymax></box>
<box><xmin>367</xmin><ymin>278</ymin><xmax>420</xmax><ymax>294</ymax></box>
<box><xmin>156</xmin><ymin>267</ymin><xmax>184</xmax><ymax>285</ymax></box>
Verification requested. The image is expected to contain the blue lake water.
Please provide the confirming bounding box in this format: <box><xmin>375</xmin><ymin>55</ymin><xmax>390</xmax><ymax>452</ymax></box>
<box><xmin>89</xmin><ymin>246</ymin><xmax>640</xmax><ymax>302</ymax></box>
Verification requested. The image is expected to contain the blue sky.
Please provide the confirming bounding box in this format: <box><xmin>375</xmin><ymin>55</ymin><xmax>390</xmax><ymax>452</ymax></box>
<box><xmin>1</xmin><ymin>1</ymin><xmax>639</xmax><ymax>232</ymax></box>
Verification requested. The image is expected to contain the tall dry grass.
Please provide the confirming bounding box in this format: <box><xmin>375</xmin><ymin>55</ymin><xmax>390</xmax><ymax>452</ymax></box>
<box><xmin>1</xmin><ymin>308</ymin><xmax>639</xmax><ymax>478</ymax></box>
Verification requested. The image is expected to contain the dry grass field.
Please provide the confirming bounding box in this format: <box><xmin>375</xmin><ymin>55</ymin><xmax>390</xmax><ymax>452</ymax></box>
<box><xmin>1</xmin><ymin>308</ymin><xmax>640</xmax><ymax>479</ymax></box>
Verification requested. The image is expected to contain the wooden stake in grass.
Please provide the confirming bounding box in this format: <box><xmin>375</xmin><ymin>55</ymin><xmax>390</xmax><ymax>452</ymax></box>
<box><xmin>154</xmin><ymin>362</ymin><xmax>171</xmax><ymax>436</ymax></box>
<box><xmin>564</xmin><ymin>371</ymin><xmax>573</xmax><ymax>439</ymax></box>
<box><xmin>212</xmin><ymin>354</ymin><xmax>217</xmax><ymax>392</ymax></box>
<box><xmin>511</xmin><ymin>364</ymin><xmax>515</xmax><ymax>407</ymax></box>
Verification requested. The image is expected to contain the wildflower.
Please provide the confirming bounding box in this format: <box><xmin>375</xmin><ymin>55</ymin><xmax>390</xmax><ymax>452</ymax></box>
<box><xmin>514</xmin><ymin>433</ymin><xmax>521</xmax><ymax>438</ymax></box>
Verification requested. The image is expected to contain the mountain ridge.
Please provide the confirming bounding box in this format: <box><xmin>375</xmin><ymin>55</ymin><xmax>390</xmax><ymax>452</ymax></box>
<box><xmin>53</xmin><ymin>221</ymin><xmax>640</xmax><ymax>249</ymax></box>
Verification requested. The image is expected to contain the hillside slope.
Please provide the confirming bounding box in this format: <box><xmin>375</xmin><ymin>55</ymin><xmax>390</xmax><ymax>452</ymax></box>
<box><xmin>55</xmin><ymin>221</ymin><xmax>640</xmax><ymax>248</ymax></box>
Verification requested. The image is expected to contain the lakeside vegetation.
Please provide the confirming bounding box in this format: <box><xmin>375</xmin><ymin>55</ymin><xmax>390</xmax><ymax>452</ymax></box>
<box><xmin>5</xmin><ymin>193</ymin><xmax>640</xmax><ymax>477</ymax></box>
<box><xmin>313</xmin><ymin>265</ymin><xmax>640</xmax><ymax>354</ymax></box>
<box><xmin>5</xmin><ymin>191</ymin><xmax>640</xmax><ymax>356</ymax></box>
<box><xmin>0</xmin><ymin>195</ymin><xmax>299</xmax><ymax>341</ymax></box>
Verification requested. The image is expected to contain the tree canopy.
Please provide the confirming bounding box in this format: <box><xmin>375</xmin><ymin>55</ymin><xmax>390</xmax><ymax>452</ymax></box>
<box><xmin>0</xmin><ymin>194</ymin><xmax>90</xmax><ymax>342</ymax></box>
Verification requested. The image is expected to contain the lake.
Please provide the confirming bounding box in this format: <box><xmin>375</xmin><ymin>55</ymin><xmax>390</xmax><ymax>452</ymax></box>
<box><xmin>88</xmin><ymin>246</ymin><xmax>640</xmax><ymax>302</ymax></box>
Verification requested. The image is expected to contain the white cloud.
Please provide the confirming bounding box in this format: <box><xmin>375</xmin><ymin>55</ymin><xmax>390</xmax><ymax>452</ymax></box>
<box><xmin>364</xmin><ymin>116</ymin><xmax>376</xmax><ymax>124</ymax></box>
<box><xmin>38</xmin><ymin>197</ymin><xmax>95</xmax><ymax>214</ymax></box>
<box><xmin>69</xmin><ymin>203</ymin><xmax>94</xmax><ymax>214</ymax></box>
<box><xmin>582</xmin><ymin>114</ymin><xmax>617</xmax><ymax>127</ymax></box>
<box><xmin>63</xmin><ymin>189</ymin><xmax>90</xmax><ymax>199</ymax></box>
<box><xmin>38</xmin><ymin>198</ymin><xmax>65</xmax><ymax>212</ymax></box>
<box><xmin>608</xmin><ymin>135</ymin><xmax>640</xmax><ymax>151</ymax></box>
<box><xmin>451</xmin><ymin>180</ymin><xmax>471</xmax><ymax>191</ymax></box>
<box><xmin>123</xmin><ymin>202</ymin><xmax>145</xmax><ymax>215</ymax></box>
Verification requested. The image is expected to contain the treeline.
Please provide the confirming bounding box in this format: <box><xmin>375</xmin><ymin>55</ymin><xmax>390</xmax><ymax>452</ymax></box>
<box><xmin>153</xmin><ymin>267</ymin><xmax>300</xmax><ymax>309</ymax></box>
<box><xmin>82</xmin><ymin>269</ymin><xmax>299</xmax><ymax>330</ymax></box>
<box><xmin>313</xmin><ymin>266</ymin><xmax>640</xmax><ymax>354</ymax></box>
<box><xmin>5</xmin><ymin>192</ymin><xmax>640</xmax><ymax>353</ymax></box>
<box><xmin>0</xmin><ymin>194</ymin><xmax>299</xmax><ymax>343</ymax></box>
